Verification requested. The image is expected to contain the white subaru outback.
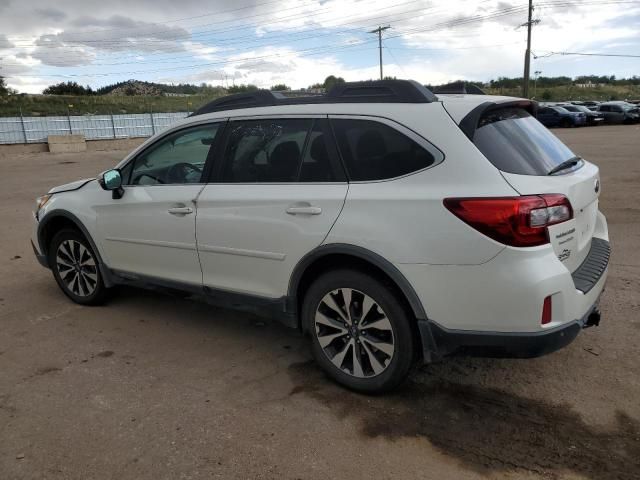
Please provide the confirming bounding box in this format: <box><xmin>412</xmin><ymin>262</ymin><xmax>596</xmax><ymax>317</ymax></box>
<box><xmin>31</xmin><ymin>80</ymin><xmax>609</xmax><ymax>393</ymax></box>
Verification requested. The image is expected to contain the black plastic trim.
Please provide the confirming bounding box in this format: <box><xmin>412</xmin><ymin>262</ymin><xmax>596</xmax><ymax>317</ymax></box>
<box><xmin>288</xmin><ymin>243</ymin><xmax>428</xmax><ymax>322</ymax></box>
<box><xmin>109</xmin><ymin>269</ymin><xmax>297</xmax><ymax>327</ymax></box>
<box><xmin>572</xmin><ymin>237</ymin><xmax>610</xmax><ymax>294</ymax></box>
<box><xmin>31</xmin><ymin>240</ymin><xmax>48</xmax><ymax>268</ymax></box>
<box><xmin>428</xmin><ymin>303</ymin><xmax>601</xmax><ymax>359</ymax></box>
<box><xmin>191</xmin><ymin>80</ymin><xmax>437</xmax><ymax>116</ymax></box>
<box><xmin>36</xmin><ymin>209</ymin><xmax>115</xmax><ymax>287</ymax></box>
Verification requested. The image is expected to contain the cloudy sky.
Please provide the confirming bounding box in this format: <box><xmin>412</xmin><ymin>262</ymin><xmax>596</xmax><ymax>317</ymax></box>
<box><xmin>0</xmin><ymin>0</ymin><xmax>638</xmax><ymax>93</ymax></box>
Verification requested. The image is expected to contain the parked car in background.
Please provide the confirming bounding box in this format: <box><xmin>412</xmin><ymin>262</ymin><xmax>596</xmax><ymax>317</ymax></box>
<box><xmin>597</xmin><ymin>102</ymin><xmax>640</xmax><ymax>124</ymax></box>
<box><xmin>537</xmin><ymin>106</ymin><xmax>587</xmax><ymax>128</ymax></box>
<box><xmin>581</xmin><ymin>101</ymin><xmax>601</xmax><ymax>111</ymax></box>
<box><xmin>559</xmin><ymin>104</ymin><xmax>604</xmax><ymax>126</ymax></box>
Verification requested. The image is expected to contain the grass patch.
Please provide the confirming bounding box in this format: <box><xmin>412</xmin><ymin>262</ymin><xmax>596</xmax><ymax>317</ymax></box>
<box><xmin>0</xmin><ymin>94</ymin><xmax>224</xmax><ymax>117</ymax></box>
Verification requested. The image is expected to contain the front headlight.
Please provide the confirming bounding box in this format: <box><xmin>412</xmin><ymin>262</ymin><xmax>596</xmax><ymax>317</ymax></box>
<box><xmin>35</xmin><ymin>194</ymin><xmax>52</xmax><ymax>212</ymax></box>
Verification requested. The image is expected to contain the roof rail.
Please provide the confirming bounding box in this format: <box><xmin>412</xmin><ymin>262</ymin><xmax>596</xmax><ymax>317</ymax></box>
<box><xmin>431</xmin><ymin>81</ymin><xmax>486</xmax><ymax>95</ymax></box>
<box><xmin>190</xmin><ymin>79</ymin><xmax>437</xmax><ymax>116</ymax></box>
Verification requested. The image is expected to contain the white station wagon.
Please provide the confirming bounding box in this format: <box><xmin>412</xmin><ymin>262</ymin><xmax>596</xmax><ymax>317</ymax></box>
<box><xmin>32</xmin><ymin>80</ymin><xmax>610</xmax><ymax>392</ymax></box>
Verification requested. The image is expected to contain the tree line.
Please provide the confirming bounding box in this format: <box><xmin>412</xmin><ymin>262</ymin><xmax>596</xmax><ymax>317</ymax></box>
<box><xmin>2</xmin><ymin>74</ymin><xmax>638</xmax><ymax>98</ymax></box>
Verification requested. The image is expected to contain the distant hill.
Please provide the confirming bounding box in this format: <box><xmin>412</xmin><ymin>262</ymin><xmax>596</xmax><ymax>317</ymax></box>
<box><xmin>95</xmin><ymin>80</ymin><xmax>225</xmax><ymax>96</ymax></box>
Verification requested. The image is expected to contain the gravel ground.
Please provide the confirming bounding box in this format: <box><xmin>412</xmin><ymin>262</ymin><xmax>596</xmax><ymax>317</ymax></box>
<box><xmin>1</xmin><ymin>125</ymin><xmax>639</xmax><ymax>480</ymax></box>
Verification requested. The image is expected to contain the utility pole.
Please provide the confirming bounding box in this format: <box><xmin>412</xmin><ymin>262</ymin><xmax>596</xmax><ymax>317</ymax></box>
<box><xmin>369</xmin><ymin>25</ymin><xmax>390</xmax><ymax>80</ymax></box>
<box><xmin>522</xmin><ymin>0</ymin><xmax>535</xmax><ymax>98</ymax></box>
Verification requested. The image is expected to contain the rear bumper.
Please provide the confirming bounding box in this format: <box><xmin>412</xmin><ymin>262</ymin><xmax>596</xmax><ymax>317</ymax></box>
<box><xmin>422</xmin><ymin>302</ymin><xmax>601</xmax><ymax>359</ymax></box>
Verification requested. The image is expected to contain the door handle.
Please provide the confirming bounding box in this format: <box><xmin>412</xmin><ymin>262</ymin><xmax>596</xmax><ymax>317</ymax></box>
<box><xmin>286</xmin><ymin>205</ymin><xmax>322</xmax><ymax>215</ymax></box>
<box><xmin>168</xmin><ymin>206</ymin><xmax>194</xmax><ymax>215</ymax></box>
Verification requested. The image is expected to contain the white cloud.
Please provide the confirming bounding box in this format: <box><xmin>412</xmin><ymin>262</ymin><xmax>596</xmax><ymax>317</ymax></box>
<box><xmin>0</xmin><ymin>0</ymin><xmax>638</xmax><ymax>93</ymax></box>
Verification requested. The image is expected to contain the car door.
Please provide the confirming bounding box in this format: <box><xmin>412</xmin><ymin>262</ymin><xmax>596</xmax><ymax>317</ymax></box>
<box><xmin>94</xmin><ymin>121</ymin><xmax>224</xmax><ymax>286</ymax></box>
<box><xmin>610</xmin><ymin>105</ymin><xmax>625</xmax><ymax>123</ymax></box>
<box><xmin>598</xmin><ymin>105</ymin><xmax>613</xmax><ymax>123</ymax></box>
<box><xmin>196</xmin><ymin>116</ymin><xmax>348</xmax><ymax>298</ymax></box>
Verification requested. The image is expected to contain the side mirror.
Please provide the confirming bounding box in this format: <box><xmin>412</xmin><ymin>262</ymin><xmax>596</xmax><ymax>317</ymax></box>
<box><xmin>98</xmin><ymin>169</ymin><xmax>124</xmax><ymax>199</ymax></box>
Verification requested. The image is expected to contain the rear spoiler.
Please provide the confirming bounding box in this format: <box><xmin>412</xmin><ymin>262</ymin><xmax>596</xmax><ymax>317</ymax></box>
<box><xmin>458</xmin><ymin>100</ymin><xmax>538</xmax><ymax>141</ymax></box>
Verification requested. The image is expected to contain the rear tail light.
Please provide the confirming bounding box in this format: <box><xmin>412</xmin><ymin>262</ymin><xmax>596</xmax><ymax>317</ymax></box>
<box><xmin>443</xmin><ymin>194</ymin><xmax>573</xmax><ymax>247</ymax></box>
<box><xmin>541</xmin><ymin>295</ymin><xmax>552</xmax><ymax>325</ymax></box>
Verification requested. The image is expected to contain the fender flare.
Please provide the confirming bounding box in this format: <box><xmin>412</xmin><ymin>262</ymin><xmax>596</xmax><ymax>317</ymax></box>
<box><xmin>288</xmin><ymin>243</ymin><xmax>437</xmax><ymax>362</ymax></box>
<box><xmin>288</xmin><ymin>243</ymin><xmax>428</xmax><ymax>321</ymax></box>
<box><xmin>37</xmin><ymin>209</ymin><xmax>114</xmax><ymax>287</ymax></box>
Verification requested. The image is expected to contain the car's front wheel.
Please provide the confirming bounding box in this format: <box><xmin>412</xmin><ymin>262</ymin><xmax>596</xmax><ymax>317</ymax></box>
<box><xmin>302</xmin><ymin>269</ymin><xmax>415</xmax><ymax>393</ymax></box>
<box><xmin>49</xmin><ymin>229</ymin><xmax>110</xmax><ymax>305</ymax></box>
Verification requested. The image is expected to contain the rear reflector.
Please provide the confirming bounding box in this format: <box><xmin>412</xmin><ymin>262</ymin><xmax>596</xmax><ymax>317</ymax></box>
<box><xmin>443</xmin><ymin>194</ymin><xmax>573</xmax><ymax>247</ymax></box>
<box><xmin>541</xmin><ymin>295</ymin><xmax>552</xmax><ymax>325</ymax></box>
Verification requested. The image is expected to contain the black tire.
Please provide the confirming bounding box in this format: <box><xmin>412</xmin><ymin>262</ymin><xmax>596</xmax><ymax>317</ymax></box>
<box><xmin>49</xmin><ymin>229</ymin><xmax>111</xmax><ymax>305</ymax></box>
<box><xmin>302</xmin><ymin>269</ymin><xmax>415</xmax><ymax>393</ymax></box>
<box><xmin>560</xmin><ymin>118</ymin><xmax>573</xmax><ymax>128</ymax></box>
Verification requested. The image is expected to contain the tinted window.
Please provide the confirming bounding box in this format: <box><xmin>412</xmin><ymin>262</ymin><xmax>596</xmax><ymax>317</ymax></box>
<box><xmin>599</xmin><ymin>105</ymin><xmax>610</xmax><ymax>112</ymax></box>
<box><xmin>473</xmin><ymin>108</ymin><xmax>579</xmax><ymax>176</ymax></box>
<box><xmin>331</xmin><ymin>119</ymin><xmax>437</xmax><ymax>181</ymax></box>
<box><xmin>221</xmin><ymin>119</ymin><xmax>311</xmax><ymax>182</ymax></box>
<box><xmin>299</xmin><ymin>122</ymin><xmax>336</xmax><ymax>182</ymax></box>
<box><xmin>127</xmin><ymin>124</ymin><xmax>219</xmax><ymax>185</ymax></box>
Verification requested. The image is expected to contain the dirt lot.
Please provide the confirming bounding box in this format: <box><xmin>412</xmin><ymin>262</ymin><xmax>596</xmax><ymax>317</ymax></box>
<box><xmin>1</xmin><ymin>125</ymin><xmax>639</xmax><ymax>480</ymax></box>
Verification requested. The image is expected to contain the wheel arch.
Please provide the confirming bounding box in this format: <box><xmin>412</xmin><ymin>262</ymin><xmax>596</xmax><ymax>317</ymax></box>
<box><xmin>288</xmin><ymin>244</ymin><xmax>436</xmax><ymax>363</ymax></box>
<box><xmin>288</xmin><ymin>244</ymin><xmax>428</xmax><ymax>325</ymax></box>
<box><xmin>37</xmin><ymin>210</ymin><xmax>114</xmax><ymax>287</ymax></box>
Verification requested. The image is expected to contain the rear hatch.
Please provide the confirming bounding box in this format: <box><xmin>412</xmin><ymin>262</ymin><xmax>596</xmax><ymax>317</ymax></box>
<box><xmin>470</xmin><ymin>106</ymin><xmax>600</xmax><ymax>272</ymax></box>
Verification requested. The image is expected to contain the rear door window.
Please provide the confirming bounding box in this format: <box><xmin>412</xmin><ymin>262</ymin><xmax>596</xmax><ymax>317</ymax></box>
<box><xmin>330</xmin><ymin>118</ymin><xmax>440</xmax><ymax>181</ymax></box>
<box><xmin>218</xmin><ymin>118</ymin><xmax>344</xmax><ymax>183</ymax></box>
<box><xmin>473</xmin><ymin>107</ymin><xmax>580</xmax><ymax>176</ymax></box>
<box><xmin>221</xmin><ymin>119</ymin><xmax>311</xmax><ymax>183</ymax></box>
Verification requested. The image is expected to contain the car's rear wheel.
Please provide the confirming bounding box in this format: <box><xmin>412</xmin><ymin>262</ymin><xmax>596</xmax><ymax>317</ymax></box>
<box><xmin>49</xmin><ymin>229</ymin><xmax>110</xmax><ymax>305</ymax></box>
<box><xmin>302</xmin><ymin>269</ymin><xmax>414</xmax><ymax>393</ymax></box>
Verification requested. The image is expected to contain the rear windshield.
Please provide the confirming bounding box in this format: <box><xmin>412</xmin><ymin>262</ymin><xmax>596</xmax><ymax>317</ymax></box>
<box><xmin>473</xmin><ymin>107</ymin><xmax>579</xmax><ymax>176</ymax></box>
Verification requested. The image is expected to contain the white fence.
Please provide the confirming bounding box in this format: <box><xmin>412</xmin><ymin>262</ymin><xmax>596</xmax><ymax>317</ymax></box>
<box><xmin>0</xmin><ymin>112</ymin><xmax>189</xmax><ymax>144</ymax></box>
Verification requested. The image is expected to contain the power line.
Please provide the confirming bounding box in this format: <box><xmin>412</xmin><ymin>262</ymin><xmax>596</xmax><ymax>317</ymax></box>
<box><xmin>8</xmin><ymin>5</ymin><xmax>528</xmax><ymax>76</ymax></box>
<box><xmin>0</xmin><ymin>5</ymin><xmax>545</xmax><ymax>79</ymax></box>
<box><xmin>1</xmin><ymin>1</ymin><xmax>512</xmax><ymax>66</ymax></box>
<box><xmin>535</xmin><ymin>51</ymin><xmax>640</xmax><ymax>58</ymax></box>
<box><xmin>4</xmin><ymin>0</ymin><xmax>639</xmax><ymax>81</ymax></box>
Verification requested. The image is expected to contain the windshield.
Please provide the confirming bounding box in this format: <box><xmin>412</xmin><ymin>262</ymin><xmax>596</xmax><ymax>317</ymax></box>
<box><xmin>473</xmin><ymin>107</ymin><xmax>580</xmax><ymax>176</ymax></box>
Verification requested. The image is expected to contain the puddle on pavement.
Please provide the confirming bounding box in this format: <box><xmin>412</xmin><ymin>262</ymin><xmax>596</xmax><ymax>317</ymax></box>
<box><xmin>288</xmin><ymin>360</ymin><xmax>640</xmax><ymax>479</ymax></box>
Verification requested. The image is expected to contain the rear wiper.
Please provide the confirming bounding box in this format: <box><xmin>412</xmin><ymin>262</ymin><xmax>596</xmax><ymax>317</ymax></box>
<box><xmin>548</xmin><ymin>157</ymin><xmax>582</xmax><ymax>176</ymax></box>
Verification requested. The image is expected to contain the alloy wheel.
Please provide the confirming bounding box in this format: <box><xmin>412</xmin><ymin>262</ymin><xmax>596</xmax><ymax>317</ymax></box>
<box><xmin>314</xmin><ymin>288</ymin><xmax>395</xmax><ymax>378</ymax></box>
<box><xmin>56</xmin><ymin>240</ymin><xmax>98</xmax><ymax>297</ymax></box>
